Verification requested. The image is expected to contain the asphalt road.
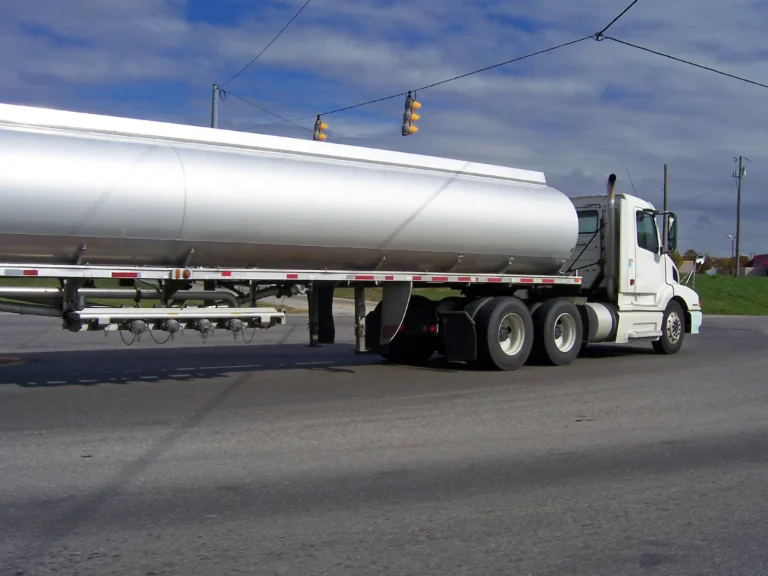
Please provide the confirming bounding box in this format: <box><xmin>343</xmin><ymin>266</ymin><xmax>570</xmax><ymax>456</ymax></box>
<box><xmin>1</xmin><ymin>313</ymin><xmax>768</xmax><ymax>575</ymax></box>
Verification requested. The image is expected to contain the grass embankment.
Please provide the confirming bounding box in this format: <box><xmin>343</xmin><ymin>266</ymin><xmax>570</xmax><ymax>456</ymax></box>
<box><xmin>690</xmin><ymin>274</ymin><xmax>768</xmax><ymax>315</ymax></box>
<box><xmin>338</xmin><ymin>277</ymin><xmax>768</xmax><ymax>316</ymax></box>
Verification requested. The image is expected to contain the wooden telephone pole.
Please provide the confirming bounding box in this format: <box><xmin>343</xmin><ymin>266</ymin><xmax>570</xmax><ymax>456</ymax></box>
<box><xmin>734</xmin><ymin>156</ymin><xmax>748</xmax><ymax>278</ymax></box>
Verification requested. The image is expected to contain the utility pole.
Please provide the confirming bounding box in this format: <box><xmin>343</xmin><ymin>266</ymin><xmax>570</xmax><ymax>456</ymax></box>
<box><xmin>663</xmin><ymin>164</ymin><xmax>669</xmax><ymax>252</ymax></box>
<box><xmin>211</xmin><ymin>84</ymin><xmax>220</xmax><ymax>128</ymax></box>
<box><xmin>733</xmin><ymin>156</ymin><xmax>747</xmax><ymax>278</ymax></box>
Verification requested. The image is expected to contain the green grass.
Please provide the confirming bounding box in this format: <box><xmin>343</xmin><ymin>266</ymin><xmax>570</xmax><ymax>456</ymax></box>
<box><xmin>338</xmin><ymin>278</ymin><xmax>768</xmax><ymax>316</ymax></box>
<box><xmin>686</xmin><ymin>274</ymin><xmax>768</xmax><ymax>315</ymax></box>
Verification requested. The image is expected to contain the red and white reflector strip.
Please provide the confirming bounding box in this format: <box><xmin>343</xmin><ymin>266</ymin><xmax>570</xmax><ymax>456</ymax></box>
<box><xmin>2</xmin><ymin>269</ymin><xmax>39</xmax><ymax>276</ymax></box>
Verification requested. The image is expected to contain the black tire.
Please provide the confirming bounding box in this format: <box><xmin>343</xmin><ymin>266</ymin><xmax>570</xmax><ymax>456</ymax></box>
<box><xmin>381</xmin><ymin>295</ymin><xmax>437</xmax><ymax>365</ymax></box>
<box><xmin>474</xmin><ymin>296</ymin><xmax>533</xmax><ymax>371</ymax></box>
<box><xmin>652</xmin><ymin>300</ymin><xmax>685</xmax><ymax>355</ymax></box>
<box><xmin>530</xmin><ymin>298</ymin><xmax>584</xmax><ymax>366</ymax></box>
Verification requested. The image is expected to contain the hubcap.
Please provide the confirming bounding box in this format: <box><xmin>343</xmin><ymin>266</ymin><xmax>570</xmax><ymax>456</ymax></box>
<box><xmin>553</xmin><ymin>313</ymin><xmax>577</xmax><ymax>353</ymax></box>
<box><xmin>666</xmin><ymin>311</ymin><xmax>682</xmax><ymax>343</ymax></box>
<box><xmin>498</xmin><ymin>313</ymin><xmax>525</xmax><ymax>356</ymax></box>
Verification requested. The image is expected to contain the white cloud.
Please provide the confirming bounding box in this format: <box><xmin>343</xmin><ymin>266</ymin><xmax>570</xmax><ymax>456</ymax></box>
<box><xmin>1</xmin><ymin>0</ymin><xmax>767</xmax><ymax>256</ymax></box>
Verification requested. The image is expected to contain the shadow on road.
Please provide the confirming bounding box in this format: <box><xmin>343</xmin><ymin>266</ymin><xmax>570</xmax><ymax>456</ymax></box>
<box><xmin>0</xmin><ymin>342</ymin><xmax>385</xmax><ymax>388</ymax></box>
<box><xmin>0</xmin><ymin>341</ymin><xmax>669</xmax><ymax>388</ymax></box>
<box><xmin>390</xmin><ymin>343</ymin><xmax>657</xmax><ymax>373</ymax></box>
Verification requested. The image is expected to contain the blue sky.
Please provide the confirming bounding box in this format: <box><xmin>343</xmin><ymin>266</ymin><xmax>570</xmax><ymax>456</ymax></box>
<box><xmin>1</xmin><ymin>0</ymin><xmax>767</xmax><ymax>257</ymax></box>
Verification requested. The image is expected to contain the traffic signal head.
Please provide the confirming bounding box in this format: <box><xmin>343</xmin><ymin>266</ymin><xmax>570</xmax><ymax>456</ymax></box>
<box><xmin>402</xmin><ymin>91</ymin><xmax>421</xmax><ymax>136</ymax></box>
<box><xmin>313</xmin><ymin>115</ymin><xmax>328</xmax><ymax>141</ymax></box>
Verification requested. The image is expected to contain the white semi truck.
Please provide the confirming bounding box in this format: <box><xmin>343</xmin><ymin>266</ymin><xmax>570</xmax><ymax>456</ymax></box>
<box><xmin>0</xmin><ymin>103</ymin><xmax>702</xmax><ymax>370</ymax></box>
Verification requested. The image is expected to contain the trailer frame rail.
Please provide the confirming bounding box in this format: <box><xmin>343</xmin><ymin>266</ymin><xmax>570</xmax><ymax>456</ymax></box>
<box><xmin>0</xmin><ymin>264</ymin><xmax>583</xmax><ymax>287</ymax></box>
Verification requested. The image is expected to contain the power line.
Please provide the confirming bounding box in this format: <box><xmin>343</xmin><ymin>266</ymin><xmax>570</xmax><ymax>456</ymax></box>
<box><xmin>239</xmin><ymin>35</ymin><xmax>593</xmax><ymax>130</ymax></box>
<box><xmin>220</xmin><ymin>0</ymin><xmax>314</xmax><ymax>88</ymax></box>
<box><xmin>238</xmin><ymin>0</ymin><xmax>638</xmax><ymax>129</ymax></box>
<box><xmin>227</xmin><ymin>92</ymin><xmax>312</xmax><ymax>133</ymax></box>
<box><xmin>595</xmin><ymin>0</ymin><xmax>642</xmax><ymax>38</ymax></box>
<box><xmin>227</xmin><ymin>91</ymin><xmax>341</xmax><ymax>142</ymax></box>
<box><xmin>674</xmin><ymin>184</ymin><xmax>729</xmax><ymax>207</ymax></box>
<box><xmin>599</xmin><ymin>35</ymin><xmax>768</xmax><ymax>90</ymax></box>
<box><xmin>228</xmin><ymin>0</ymin><xmax>768</xmax><ymax>137</ymax></box>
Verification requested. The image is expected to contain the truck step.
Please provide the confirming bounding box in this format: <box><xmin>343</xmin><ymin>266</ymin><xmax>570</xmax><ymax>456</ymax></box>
<box><xmin>628</xmin><ymin>330</ymin><xmax>663</xmax><ymax>339</ymax></box>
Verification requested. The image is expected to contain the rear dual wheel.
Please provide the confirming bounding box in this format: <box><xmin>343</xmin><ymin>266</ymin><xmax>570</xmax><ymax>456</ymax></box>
<box><xmin>471</xmin><ymin>296</ymin><xmax>534</xmax><ymax>371</ymax></box>
<box><xmin>530</xmin><ymin>298</ymin><xmax>583</xmax><ymax>366</ymax></box>
<box><xmin>469</xmin><ymin>296</ymin><xmax>583</xmax><ymax>370</ymax></box>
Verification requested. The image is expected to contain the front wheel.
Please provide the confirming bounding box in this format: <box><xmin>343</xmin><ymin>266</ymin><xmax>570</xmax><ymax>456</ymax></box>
<box><xmin>652</xmin><ymin>300</ymin><xmax>685</xmax><ymax>355</ymax></box>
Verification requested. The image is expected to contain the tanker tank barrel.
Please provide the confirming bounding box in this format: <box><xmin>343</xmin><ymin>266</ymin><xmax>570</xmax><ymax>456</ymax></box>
<box><xmin>0</xmin><ymin>102</ymin><xmax>577</xmax><ymax>276</ymax></box>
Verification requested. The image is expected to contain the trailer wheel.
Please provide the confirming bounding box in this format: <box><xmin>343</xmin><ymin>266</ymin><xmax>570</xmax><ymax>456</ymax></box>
<box><xmin>652</xmin><ymin>300</ymin><xmax>685</xmax><ymax>355</ymax></box>
<box><xmin>531</xmin><ymin>298</ymin><xmax>583</xmax><ymax>366</ymax></box>
<box><xmin>474</xmin><ymin>297</ymin><xmax>533</xmax><ymax>371</ymax></box>
<box><xmin>378</xmin><ymin>296</ymin><xmax>437</xmax><ymax>365</ymax></box>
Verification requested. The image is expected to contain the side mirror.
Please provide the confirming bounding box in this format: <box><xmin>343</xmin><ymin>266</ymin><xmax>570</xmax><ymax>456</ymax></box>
<box><xmin>666</xmin><ymin>213</ymin><xmax>678</xmax><ymax>253</ymax></box>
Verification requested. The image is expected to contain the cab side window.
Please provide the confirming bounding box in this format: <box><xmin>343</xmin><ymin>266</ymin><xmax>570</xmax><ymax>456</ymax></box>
<box><xmin>636</xmin><ymin>210</ymin><xmax>659</xmax><ymax>253</ymax></box>
<box><xmin>577</xmin><ymin>210</ymin><xmax>599</xmax><ymax>234</ymax></box>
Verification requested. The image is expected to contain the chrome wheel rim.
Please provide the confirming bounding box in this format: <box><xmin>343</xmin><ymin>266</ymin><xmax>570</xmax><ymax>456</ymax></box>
<box><xmin>553</xmin><ymin>313</ymin><xmax>578</xmax><ymax>353</ymax></box>
<box><xmin>666</xmin><ymin>311</ymin><xmax>682</xmax><ymax>343</ymax></box>
<box><xmin>498</xmin><ymin>313</ymin><xmax>525</xmax><ymax>356</ymax></box>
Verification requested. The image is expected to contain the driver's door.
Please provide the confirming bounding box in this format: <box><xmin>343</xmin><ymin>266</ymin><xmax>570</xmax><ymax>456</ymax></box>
<box><xmin>632</xmin><ymin>209</ymin><xmax>666</xmax><ymax>308</ymax></box>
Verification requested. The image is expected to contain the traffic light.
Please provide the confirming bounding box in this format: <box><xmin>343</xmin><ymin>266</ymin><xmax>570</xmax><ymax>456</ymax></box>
<box><xmin>402</xmin><ymin>91</ymin><xmax>421</xmax><ymax>136</ymax></box>
<box><xmin>313</xmin><ymin>115</ymin><xmax>328</xmax><ymax>141</ymax></box>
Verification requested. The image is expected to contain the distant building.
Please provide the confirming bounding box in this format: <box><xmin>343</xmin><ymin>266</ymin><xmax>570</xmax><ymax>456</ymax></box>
<box><xmin>744</xmin><ymin>254</ymin><xmax>768</xmax><ymax>277</ymax></box>
<box><xmin>679</xmin><ymin>260</ymin><xmax>695</xmax><ymax>275</ymax></box>
<box><xmin>747</xmin><ymin>254</ymin><xmax>768</xmax><ymax>267</ymax></box>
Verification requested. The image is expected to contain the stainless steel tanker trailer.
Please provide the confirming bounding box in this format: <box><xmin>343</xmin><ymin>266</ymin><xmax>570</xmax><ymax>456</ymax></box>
<box><xmin>0</xmin><ymin>103</ymin><xmax>703</xmax><ymax>370</ymax></box>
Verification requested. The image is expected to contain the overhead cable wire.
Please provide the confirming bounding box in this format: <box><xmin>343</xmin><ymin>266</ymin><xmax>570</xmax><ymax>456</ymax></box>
<box><xmin>240</xmin><ymin>34</ymin><xmax>593</xmax><ymax>130</ymax></box>
<box><xmin>220</xmin><ymin>0</ymin><xmax>314</xmax><ymax>88</ymax></box>
<box><xmin>227</xmin><ymin>91</ymin><xmax>312</xmax><ymax>133</ymax></box>
<box><xmin>594</xmin><ymin>0</ymin><xmax>642</xmax><ymax>38</ymax></box>
<box><xmin>674</xmin><ymin>185</ymin><xmax>729</xmax><ymax>208</ymax></box>
<box><xmin>228</xmin><ymin>91</ymin><xmax>340</xmax><ymax>142</ymax></box>
<box><xmin>238</xmin><ymin>0</ymin><xmax>640</xmax><ymax>129</ymax></box>
<box><xmin>233</xmin><ymin>0</ymin><xmax>768</xmax><ymax>135</ymax></box>
<box><xmin>599</xmin><ymin>35</ymin><xmax>768</xmax><ymax>89</ymax></box>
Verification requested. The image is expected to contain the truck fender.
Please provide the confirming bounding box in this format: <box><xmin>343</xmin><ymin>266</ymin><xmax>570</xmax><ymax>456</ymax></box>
<box><xmin>378</xmin><ymin>281</ymin><xmax>412</xmax><ymax>346</ymax></box>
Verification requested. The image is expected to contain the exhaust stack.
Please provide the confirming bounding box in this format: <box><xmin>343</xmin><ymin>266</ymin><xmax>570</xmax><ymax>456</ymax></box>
<box><xmin>605</xmin><ymin>173</ymin><xmax>617</xmax><ymax>301</ymax></box>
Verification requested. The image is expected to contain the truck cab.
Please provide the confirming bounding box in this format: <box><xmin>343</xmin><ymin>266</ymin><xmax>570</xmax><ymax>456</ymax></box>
<box><xmin>566</xmin><ymin>192</ymin><xmax>703</xmax><ymax>347</ymax></box>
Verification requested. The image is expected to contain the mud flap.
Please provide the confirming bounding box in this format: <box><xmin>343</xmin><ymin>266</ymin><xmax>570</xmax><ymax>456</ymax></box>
<box><xmin>379</xmin><ymin>281</ymin><xmax>412</xmax><ymax>346</ymax></box>
<box><xmin>437</xmin><ymin>310</ymin><xmax>477</xmax><ymax>362</ymax></box>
